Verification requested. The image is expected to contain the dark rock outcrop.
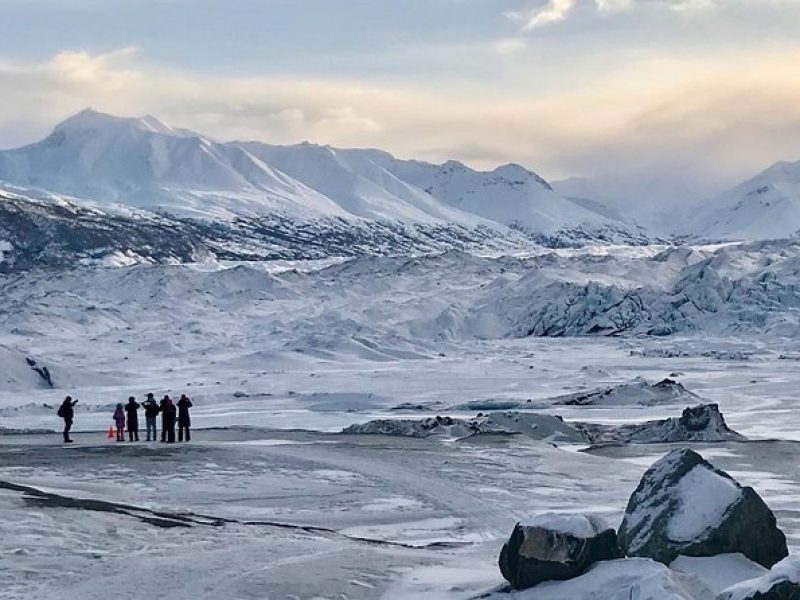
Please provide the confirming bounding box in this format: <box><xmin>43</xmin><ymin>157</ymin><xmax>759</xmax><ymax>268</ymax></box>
<box><xmin>618</xmin><ymin>449</ymin><xmax>787</xmax><ymax>568</ymax></box>
<box><xmin>576</xmin><ymin>404</ymin><xmax>743</xmax><ymax>445</ymax></box>
<box><xmin>26</xmin><ymin>357</ymin><xmax>53</xmax><ymax>388</ymax></box>
<box><xmin>499</xmin><ymin>514</ymin><xmax>624</xmax><ymax>590</ymax></box>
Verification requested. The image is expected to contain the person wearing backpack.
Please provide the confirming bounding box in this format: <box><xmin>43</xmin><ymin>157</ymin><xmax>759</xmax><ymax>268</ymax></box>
<box><xmin>177</xmin><ymin>394</ymin><xmax>193</xmax><ymax>442</ymax></box>
<box><xmin>112</xmin><ymin>404</ymin><xmax>126</xmax><ymax>442</ymax></box>
<box><xmin>124</xmin><ymin>397</ymin><xmax>140</xmax><ymax>442</ymax></box>
<box><xmin>57</xmin><ymin>396</ymin><xmax>78</xmax><ymax>443</ymax></box>
<box><xmin>142</xmin><ymin>393</ymin><xmax>160</xmax><ymax>441</ymax></box>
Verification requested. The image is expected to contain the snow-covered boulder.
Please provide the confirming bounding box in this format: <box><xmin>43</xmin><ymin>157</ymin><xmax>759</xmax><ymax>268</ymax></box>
<box><xmin>618</xmin><ymin>449</ymin><xmax>787</xmax><ymax>568</ymax></box>
<box><xmin>555</xmin><ymin>377</ymin><xmax>700</xmax><ymax>407</ymax></box>
<box><xmin>576</xmin><ymin>404</ymin><xmax>743</xmax><ymax>445</ymax></box>
<box><xmin>499</xmin><ymin>514</ymin><xmax>624</xmax><ymax>590</ymax></box>
<box><xmin>716</xmin><ymin>556</ymin><xmax>800</xmax><ymax>600</ymax></box>
<box><xmin>487</xmin><ymin>558</ymin><xmax>710</xmax><ymax>599</ymax></box>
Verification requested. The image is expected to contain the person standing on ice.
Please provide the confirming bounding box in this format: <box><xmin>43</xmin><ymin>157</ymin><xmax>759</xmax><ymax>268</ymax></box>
<box><xmin>161</xmin><ymin>396</ymin><xmax>177</xmax><ymax>443</ymax></box>
<box><xmin>177</xmin><ymin>394</ymin><xmax>193</xmax><ymax>442</ymax></box>
<box><xmin>159</xmin><ymin>395</ymin><xmax>170</xmax><ymax>442</ymax></box>
<box><xmin>57</xmin><ymin>396</ymin><xmax>78</xmax><ymax>444</ymax></box>
<box><xmin>143</xmin><ymin>393</ymin><xmax>159</xmax><ymax>441</ymax></box>
<box><xmin>112</xmin><ymin>403</ymin><xmax>126</xmax><ymax>442</ymax></box>
<box><xmin>124</xmin><ymin>396</ymin><xmax>140</xmax><ymax>442</ymax></box>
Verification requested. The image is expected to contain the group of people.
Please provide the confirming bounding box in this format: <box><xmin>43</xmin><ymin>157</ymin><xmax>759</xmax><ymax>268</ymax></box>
<box><xmin>58</xmin><ymin>393</ymin><xmax>193</xmax><ymax>444</ymax></box>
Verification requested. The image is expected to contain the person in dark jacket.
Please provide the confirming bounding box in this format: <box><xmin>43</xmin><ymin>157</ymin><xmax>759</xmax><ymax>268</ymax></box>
<box><xmin>57</xmin><ymin>396</ymin><xmax>78</xmax><ymax>443</ymax></box>
<box><xmin>161</xmin><ymin>396</ymin><xmax>177</xmax><ymax>444</ymax></box>
<box><xmin>124</xmin><ymin>396</ymin><xmax>140</xmax><ymax>442</ymax></box>
<box><xmin>159</xmin><ymin>395</ymin><xmax>169</xmax><ymax>442</ymax></box>
<box><xmin>177</xmin><ymin>394</ymin><xmax>193</xmax><ymax>442</ymax></box>
<box><xmin>143</xmin><ymin>393</ymin><xmax>159</xmax><ymax>441</ymax></box>
<box><xmin>113</xmin><ymin>403</ymin><xmax>126</xmax><ymax>442</ymax></box>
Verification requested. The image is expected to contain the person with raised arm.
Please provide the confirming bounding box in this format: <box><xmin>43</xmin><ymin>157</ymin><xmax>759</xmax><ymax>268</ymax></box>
<box><xmin>142</xmin><ymin>393</ymin><xmax>159</xmax><ymax>441</ymax></box>
<box><xmin>57</xmin><ymin>396</ymin><xmax>78</xmax><ymax>444</ymax></box>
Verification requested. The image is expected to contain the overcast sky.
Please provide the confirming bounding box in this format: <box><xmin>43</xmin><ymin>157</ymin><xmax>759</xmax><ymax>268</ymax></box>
<box><xmin>2</xmin><ymin>0</ymin><xmax>800</xmax><ymax>202</ymax></box>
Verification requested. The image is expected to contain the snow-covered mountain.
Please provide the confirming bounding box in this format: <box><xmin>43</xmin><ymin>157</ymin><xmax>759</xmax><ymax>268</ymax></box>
<box><xmin>345</xmin><ymin>149</ymin><xmax>649</xmax><ymax>244</ymax></box>
<box><xmin>685</xmin><ymin>160</ymin><xmax>800</xmax><ymax>241</ymax></box>
<box><xmin>0</xmin><ymin>109</ymin><xmax>652</xmax><ymax>270</ymax></box>
<box><xmin>236</xmin><ymin>140</ymin><xmax>652</xmax><ymax>245</ymax></box>
<box><xmin>0</xmin><ymin>109</ymin><xmax>350</xmax><ymax>221</ymax></box>
<box><xmin>380</xmin><ymin>158</ymin><xmax>620</xmax><ymax>236</ymax></box>
<box><xmin>234</xmin><ymin>141</ymin><xmax>485</xmax><ymax>225</ymax></box>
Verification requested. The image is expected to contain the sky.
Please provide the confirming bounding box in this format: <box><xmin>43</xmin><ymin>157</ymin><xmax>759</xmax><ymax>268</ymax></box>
<box><xmin>1</xmin><ymin>0</ymin><xmax>800</xmax><ymax>205</ymax></box>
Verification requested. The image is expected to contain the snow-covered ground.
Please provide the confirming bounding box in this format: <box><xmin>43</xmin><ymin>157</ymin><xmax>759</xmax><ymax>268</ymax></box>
<box><xmin>3</xmin><ymin>245</ymin><xmax>800</xmax><ymax>598</ymax></box>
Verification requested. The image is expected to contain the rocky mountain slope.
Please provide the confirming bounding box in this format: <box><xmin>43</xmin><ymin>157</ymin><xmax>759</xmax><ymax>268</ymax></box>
<box><xmin>0</xmin><ymin>188</ymin><xmax>518</xmax><ymax>272</ymax></box>
<box><xmin>0</xmin><ymin>110</ymin><xmax>652</xmax><ymax>272</ymax></box>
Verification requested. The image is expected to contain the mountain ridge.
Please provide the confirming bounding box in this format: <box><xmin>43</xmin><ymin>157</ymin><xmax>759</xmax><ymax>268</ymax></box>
<box><xmin>684</xmin><ymin>160</ymin><xmax>800</xmax><ymax>241</ymax></box>
<box><xmin>0</xmin><ymin>109</ymin><xmax>642</xmax><ymax>241</ymax></box>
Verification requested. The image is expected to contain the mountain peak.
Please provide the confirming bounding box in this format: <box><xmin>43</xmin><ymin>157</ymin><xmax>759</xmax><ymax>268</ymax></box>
<box><xmin>52</xmin><ymin>109</ymin><xmax>197</xmax><ymax>139</ymax></box>
<box><xmin>492</xmin><ymin>163</ymin><xmax>553</xmax><ymax>190</ymax></box>
<box><xmin>53</xmin><ymin>108</ymin><xmax>122</xmax><ymax>132</ymax></box>
<box><xmin>755</xmin><ymin>159</ymin><xmax>800</xmax><ymax>184</ymax></box>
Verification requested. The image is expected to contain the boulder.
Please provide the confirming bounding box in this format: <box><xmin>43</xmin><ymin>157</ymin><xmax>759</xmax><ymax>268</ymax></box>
<box><xmin>576</xmin><ymin>404</ymin><xmax>744</xmax><ymax>445</ymax></box>
<box><xmin>716</xmin><ymin>557</ymin><xmax>800</xmax><ymax>600</ymax></box>
<box><xmin>499</xmin><ymin>514</ymin><xmax>624</xmax><ymax>590</ymax></box>
<box><xmin>619</xmin><ymin>449</ymin><xmax>787</xmax><ymax>568</ymax></box>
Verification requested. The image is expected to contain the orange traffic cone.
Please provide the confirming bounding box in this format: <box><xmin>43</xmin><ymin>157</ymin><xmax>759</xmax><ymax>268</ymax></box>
<box><xmin>107</xmin><ymin>426</ymin><xmax>115</xmax><ymax>440</ymax></box>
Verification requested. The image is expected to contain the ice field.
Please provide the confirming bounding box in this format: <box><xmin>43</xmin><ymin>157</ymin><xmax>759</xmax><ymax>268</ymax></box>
<box><xmin>3</xmin><ymin>246</ymin><xmax>800</xmax><ymax>598</ymax></box>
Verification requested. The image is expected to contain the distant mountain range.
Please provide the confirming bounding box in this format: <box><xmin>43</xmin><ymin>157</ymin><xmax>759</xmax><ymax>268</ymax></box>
<box><xmin>684</xmin><ymin>161</ymin><xmax>800</xmax><ymax>241</ymax></box>
<box><xmin>0</xmin><ymin>109</ymin><xmax>655</xmax><ymax>271</ymax></box>
<box><xmin>1</xmin><ymin>109</ymin><xmax>800</xmax><ymax>272</ymax></box>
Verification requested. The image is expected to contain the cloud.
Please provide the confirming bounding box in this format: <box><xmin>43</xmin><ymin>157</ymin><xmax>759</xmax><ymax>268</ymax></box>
<box><xmin>596</xmin><ymin>0</ymin><xmax>634</xmax><ymax>12</ymax></box>
<box><xmin>512</xmin><ymin>0</ymin><xmax>577</xmax><ymax>29</ymax></box>
<box><xmin>510</xmin><ymin>0</ymin><xmax>718</xmax><ymax>29</ymax></box>
<box><xmin>2</xmin><ymin>46</ymin><xmax>800</xmax><ymax>202</ymax></box>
